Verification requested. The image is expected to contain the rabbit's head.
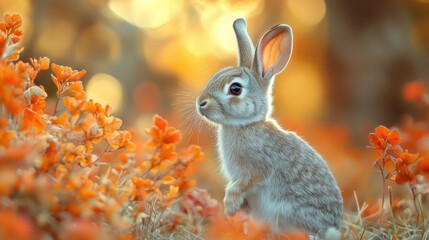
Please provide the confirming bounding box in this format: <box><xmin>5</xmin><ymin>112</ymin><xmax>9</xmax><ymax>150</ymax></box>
<box><xmin>196</xmin><ymin>18</ymin><xmax>293</xmax><ymax>126</ymax></box>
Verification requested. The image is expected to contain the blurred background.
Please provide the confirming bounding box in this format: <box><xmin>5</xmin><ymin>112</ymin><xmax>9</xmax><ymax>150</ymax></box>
<box><xmin>1</xmin><ymin>0</ymin><xmax>428</xmax><ymax>208</ymax></box>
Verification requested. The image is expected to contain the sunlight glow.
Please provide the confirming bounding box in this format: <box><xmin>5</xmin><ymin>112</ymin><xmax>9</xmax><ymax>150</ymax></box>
<box><xmin>108</xmin><ymin>0</ymin><xmax>183</xmax><ymax>29</ymax></box>
<box><xmin>212</xmin><ymin>14</ymin><xmax>240</xmax><ymax>56</ymax></box>
<box><xmin>86</xmin><ymin>73</ymin><xmax>123</xmax><ymax>113</ymax></box>
<box><xmin>286</xmin><ymin>0</ymin><xmax>326</xmax><ymax>26</ymax></box>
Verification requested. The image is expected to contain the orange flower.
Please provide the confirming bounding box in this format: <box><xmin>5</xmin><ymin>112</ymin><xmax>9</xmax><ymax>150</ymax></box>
<box><xmin>51</xmin><ymin>63</ymin><xmax>86</xmax><ymax>83</ymax></box>
<box><xmin>62</xmin><ymin>96</ymin><xmax>87</xmax><ymax>119</ymax></box>
<box><xmin>109</xmin><ymin>130</ymin><xmax>136</xmax><ymax>151</ymax></box>
<box><xmin>394</xmin><ymin>167</ymin><xmax>413</xmax><ymax>184</ymax></box>
<box><xmin>24</xmin><ymin>85</ymin><xmax>47</xmax><ymax>114</ymax></box>
<box><xmin>2</xmin><ymin>13</ymin><xmax>22</xmax><ymax>32</ymax></box>
<box><xmin>0</xmin><ymin>11</ymin><xmax>209</xmax><ymax>238</ymax></box>
<box><xmin>62</xmin><ymin>81</ymin><xmax>85</xmax><ymax>100</ymax></box>
<box><xmin>164</xmin><ymin>127</ymin><xmax>182</xmax><ymax>144</ymax></box>
<box><xmin>21</xmin><ymin>108</ymin><xmax>45</xmax><ymax>133</ymax></box>
<box><xmin>159</xmin><ymin>143</ymin><xmax>177</xmax><ymax>162</ymax></box>
<box><xmin>15</xmin><ymin>61</ymin><xmax>35</xmax><ymax>81</ymax></box>
<box><xmin>0</xmin><ymin>14</ymin><xmax>23</xmax><ymax>61</ymax></box>
<box><xmin>101</xmin><ymin>116</ymin><xmax>122</xmax><ymax>135</ymax></box>
<box><xmin>79</xmin><ymin>114</ymin><xmax>103</xmax><ymax>142</ymax></box>
<box><xmin>146</xmin><ymin>115</ymin><xmax>182</xmax><ymax>148</ymax></box>
<box><xmin>51</xmin><ymin>112</ymin><xmax>71</xmax><ymax>129</ymax></box>
<box><xmin>51</xmin><ymin>63</ymin><xmax>86</xmax><ymax>97</ymax></box>
<box><xmin>0</xmin><ymin>62</ymin><xmax>25</xmax><ymax>115</ymax></box>
<box><xmin>369</xmin><ymin>125</ymin><xmax>401</xmax><ymax>149</ymax></box>
<box><xmin>30</xmin><ymin>57</ymin><xmax>50</xmax><ymax>71</ymax></box>
<box><xmin>85</xmin><ymin>99</ymin><xmax>104</xmax><ymax>114</ymax></box>
<box><xmin>179</xmin><ymin>145</ymin><xmax>203</xmax><ymax>164</ymax></box>
<box><xmin>154</xmin><ymin>114</ymin><xmax>167</xmax><ymax>131</ymax></box>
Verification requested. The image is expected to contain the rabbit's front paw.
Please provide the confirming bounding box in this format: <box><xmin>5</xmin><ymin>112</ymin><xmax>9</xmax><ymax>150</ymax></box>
<box><xmin>223</xmin><ymin>191</ymin><xmax>244</xmax><ymax>216</ymax></box>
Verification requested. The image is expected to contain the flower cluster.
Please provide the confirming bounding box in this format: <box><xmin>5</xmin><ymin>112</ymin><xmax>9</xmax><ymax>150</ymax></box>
<box><xmin>369</xmin><ymin>125</ymin><xmax>422</xmax><ymax>184</ymax></box>
<box><xmin>361</xmin><ymin>125</ymin><xmax>429</xmax><ymax>236</ymax></box>
<box><xmin>0</xmin><ymin>13</ymin><xmax>217</xmax><ymax>240</ymax></box>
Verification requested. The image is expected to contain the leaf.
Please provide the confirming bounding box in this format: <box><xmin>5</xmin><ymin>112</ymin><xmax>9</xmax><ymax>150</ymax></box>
<box><xmin>164</xmin><ymin>127</ymin><xmax>181</xmax><ymax>144</ymax></box>
<box><xmin>154</xmin><ymin>114</ymin><xmax>167</xmax><ymax>131</ymax></box>
<box><xmin>369</xmin><ymin>133</ymin><xmax>383</xmax><ymax>149</ymax></box>
<box><xmin>160</xmin><ymin>175</ymin><xmax>176</xmax><ymax>185</ymax></box>
<box><xmin>131</xmin><ymin>177</ymin><xmax>153</xmax><ymax>188</ymax></box>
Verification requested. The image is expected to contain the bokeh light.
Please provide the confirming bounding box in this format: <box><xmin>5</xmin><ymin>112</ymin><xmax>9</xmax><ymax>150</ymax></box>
<box><xmin>86</xmin><ymin>73</ymin><xmax>123</xmax><ymax>113</ymax></box>
<box><xmin>108</xmin><ymin>0</ymin><xmax>184</xmax><ymax>29</ymax></box>
<box><xmin>286</xmin><ymin>0</ymin><xmax>326</xmax><ymax>26</ymax></box>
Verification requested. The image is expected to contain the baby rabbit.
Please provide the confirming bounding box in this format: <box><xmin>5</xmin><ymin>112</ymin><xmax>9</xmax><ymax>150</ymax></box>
<box><xmin>196</xmin><ymin>18</ymin><xmax>343</xmax><ymax>238</ymax></box>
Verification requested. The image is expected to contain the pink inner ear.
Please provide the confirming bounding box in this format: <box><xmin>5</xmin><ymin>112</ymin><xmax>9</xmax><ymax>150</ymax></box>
<box><xmin>262</xmin><ymin>32</ymin><xmax>285</xmax><ymax>76</ymax></box>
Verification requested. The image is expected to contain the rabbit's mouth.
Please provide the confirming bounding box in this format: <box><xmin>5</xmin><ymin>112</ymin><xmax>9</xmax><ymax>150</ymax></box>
<box><xmin>196</xmin><ymin>103</ymin><xmax>220</xmax><ymax>123</ymax></box>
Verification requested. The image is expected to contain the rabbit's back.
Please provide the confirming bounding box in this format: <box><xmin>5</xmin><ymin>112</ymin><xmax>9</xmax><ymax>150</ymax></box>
<box><xmin>218</xmin><ymin>120</ymin><xmax>343</xmax><ymax>234</ymax></box>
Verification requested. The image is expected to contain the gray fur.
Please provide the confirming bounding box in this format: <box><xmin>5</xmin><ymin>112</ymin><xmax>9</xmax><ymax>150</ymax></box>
<box><xmin>233</xmin><ymin>18</ymin><xmax>255</xmax><ymax>68</ymax></box>
<box><xmin>196</xmin><ymin>18</ymin><xmax>343</xmax><ymax>238</ymax></box>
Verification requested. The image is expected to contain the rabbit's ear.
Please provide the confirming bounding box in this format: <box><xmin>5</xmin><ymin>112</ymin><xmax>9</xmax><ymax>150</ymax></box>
<box><xmin>253</xmin><ymin>24</ymin><xmax>292</xmax><ymax>83</ymax></box>
<box><xmin>233</xmin><ymin>18</ymin><xmax>254</xmax><ymax>68</ymax></box>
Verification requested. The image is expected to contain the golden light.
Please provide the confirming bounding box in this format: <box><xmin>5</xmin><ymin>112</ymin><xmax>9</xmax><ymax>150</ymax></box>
<box><xmin>199</xmin><ymin>0</ymin><xmax>264</xmax><ymax>57</ymax></box>
<box><xmin>211</xmin><ymin>14</ymin><xmax>240</xmax><ymax>56</ymax></box>
<box><xmin>86</xmin><ymin>73</ymin><xmax>123</xmax><ymax>113</ymax></box>
<box><xmin>140</xmin><ymin>36</ymin><xmax>213</xmax><ymax>90</ymax></box>
<box><xmin>74</xmin><ymin>23</ymin><xmax>121</xmax><ymax>64</ymax></box>
<box><xmin>274</xmin><ymin>62</ymin><xmax>325</xmax><ymax>121</ymax></box>
<box><xmin>286</xmin><ymin>0</ymin><xmax>326</xmax><ymax>26</ymax></box>
<box><xmin>108</xmin><ymin>0</ymin><xmax>183</xmax><ymax>29</ymax></box>
<box><xmin>182</xmin><ymin>29</ymin><xmax>215</xmax><ymax>57</ymax></box>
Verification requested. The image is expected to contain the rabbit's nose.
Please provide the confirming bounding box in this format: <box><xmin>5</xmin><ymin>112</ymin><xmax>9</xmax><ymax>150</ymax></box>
<box><xmin>199</xmin><ymin>100</ymin><xmax>208</xmax><ymax>108</ymax></box>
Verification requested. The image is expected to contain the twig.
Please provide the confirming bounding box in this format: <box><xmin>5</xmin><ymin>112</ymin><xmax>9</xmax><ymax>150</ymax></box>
<box><xmin>378</xmin><ymin>163</ymin><xmax>386</xmax><ymax>230</ymax></box>
<box><xmin>93</xmin><ymin>142</ymin><xmax>110</xmax><ymax>165</ymax></box>
<box><xmin>53</xmin><ymin>96</ymin><xmax>61</xmax><ymax>116</ymax></box>
<box><xmin>410</xmin><ymin>185</ymin><xmax>420</xmax><ymax>225</ymax></box>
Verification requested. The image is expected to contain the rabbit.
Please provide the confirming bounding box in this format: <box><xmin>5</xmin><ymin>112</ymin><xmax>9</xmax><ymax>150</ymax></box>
<box><xmin>195</xmin><ymin>18</ymin><xmax>343</xmax><ymax>239</ymax></box>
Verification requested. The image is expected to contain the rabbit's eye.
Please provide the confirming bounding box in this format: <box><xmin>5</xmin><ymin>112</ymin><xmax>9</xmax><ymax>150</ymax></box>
<box><xmin>229</xmin><ymin>83</ymin><xmax>242</xmax><ymax>96</ymax></box>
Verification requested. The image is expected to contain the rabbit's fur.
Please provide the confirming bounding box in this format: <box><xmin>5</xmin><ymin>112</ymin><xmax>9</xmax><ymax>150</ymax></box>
<box><xmin>196</xmin><ymin>18</ymin><xmax>343</xmax><ymax>238</ymax></box>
